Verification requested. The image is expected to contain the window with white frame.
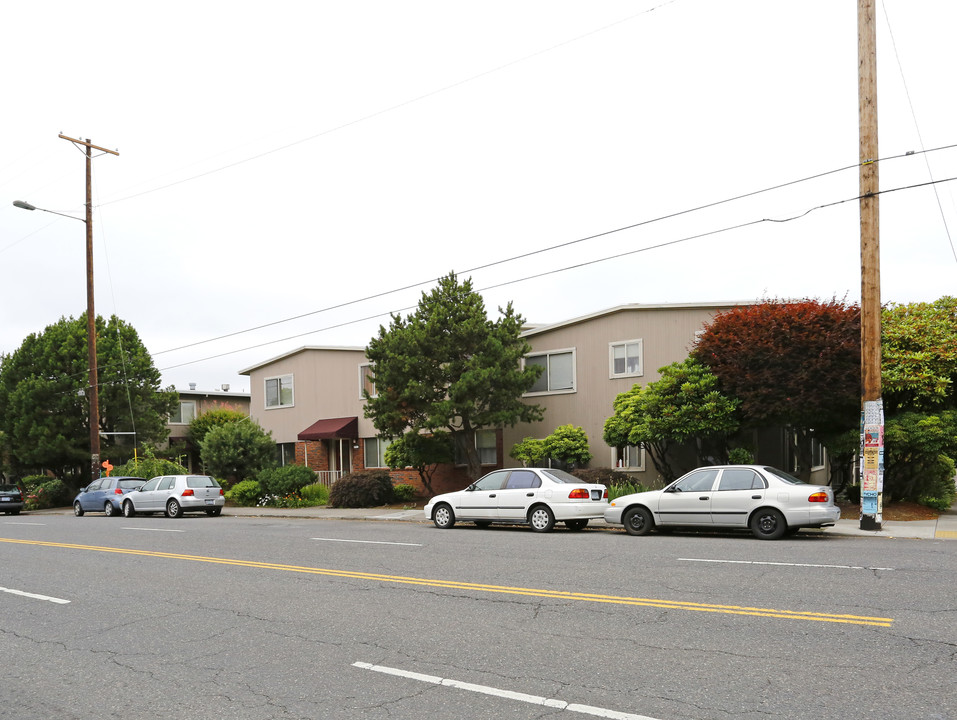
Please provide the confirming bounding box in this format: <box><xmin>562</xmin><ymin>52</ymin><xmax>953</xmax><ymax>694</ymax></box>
<box><xmin>265</xmin><ymin>374</ymin><xmax>294</xmax><ymax>408</ymax></box>
<box><xmin>525</xmin><ymin>349</ymin><xmax>575</xmax><ymax>394</ymax></box>
<box><xmin>358</xmin><ymin>363</ymin><xmax>377</xmax><ymax>399</ymax></box>
<box><xmin>609</xmin><ymin>339</ymin><xmax>643</xmax><ymax>378</ymax></box>
<box><xmin>811</xmin><ymin>438</ymin><xmax>826</xmax><ymax>470</ymax></box>
<box><xmin>364</xmin><ymin>437</ymin><xmax>391</xmax><ymax>468</ymax></box>
<box><xmin>170</xmin><ymin>400</ymin><xmax>196</xmax><ymax>424</ymax></box>
<box><xmin>613</xmin><ymin>444</ymin><xmax>645</xmax><ymax>471</ymax></box>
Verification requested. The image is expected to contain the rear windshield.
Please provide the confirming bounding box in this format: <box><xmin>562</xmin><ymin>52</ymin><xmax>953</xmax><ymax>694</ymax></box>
<box><xmin>763</xmin><ymin>466</ymin><xmax>807</xmax><ymax>485</ymax></box>
<box><xmin>118</xmin><ymin>479</ymin><xmax>146</xmax><ymax>490</ymax></box>
<box><xmin>0</xmin><ymin>485</ymin><xmax>22</xmax><ymax>493</ymax></box>
<box><xmin>187</xmin><ymin>476</ymin><xmax>220</xmax><ymax>488</ymax></box>
<box><xmin>541</xmin><ymin>468</ymin><xmax>586</xmax><ymax>484</ymax></box>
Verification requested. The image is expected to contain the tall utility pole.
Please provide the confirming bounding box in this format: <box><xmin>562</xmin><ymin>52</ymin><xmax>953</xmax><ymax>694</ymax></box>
<box><xmin>58</xmin><ymin>134</ymin><xmax>119</xmax><ymax>485</ymax></box>
<box><xmin>858</xmin><ymin>0</ymin><xmax>884</xmax><ymax>530</ymax></box>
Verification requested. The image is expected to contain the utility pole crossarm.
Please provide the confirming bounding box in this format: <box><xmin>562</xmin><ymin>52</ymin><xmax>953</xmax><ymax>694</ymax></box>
<box><xmin>58</xmin><ymin>133</ymin><xmax>119</xmax><ymax>156</ymax></box>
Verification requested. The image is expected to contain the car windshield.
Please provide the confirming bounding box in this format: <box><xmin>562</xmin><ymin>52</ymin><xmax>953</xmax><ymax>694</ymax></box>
<box><xmin>763</xmin><ymin>466</ymin><xmax>807</xmax><ymax>485</ymax></box>
<box><xmin>541</xmin><ymin>468</ymin><xmax>585</xmax><ymax>484</ymax></box>
<box><xmin>187</xmin><ymin>476</ymin><xmax>220</xmax><ymax>488</ymax></box>
<box><xmin>0</xmin><ymin>485</ymin><xmax>21</xmax><ymax>493</ymax></box>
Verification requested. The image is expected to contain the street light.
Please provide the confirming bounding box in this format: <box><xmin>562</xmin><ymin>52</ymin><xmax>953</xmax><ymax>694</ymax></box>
<box><xmin>13</xmin><ymin>134</ymin><xmax>118</xmax><ymax>484</ymax></box>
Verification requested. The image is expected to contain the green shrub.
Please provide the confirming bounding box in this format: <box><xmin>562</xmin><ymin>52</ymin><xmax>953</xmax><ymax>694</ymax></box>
<box><xmin>24</xmin><ymin>476</ymin><xmax>72</xmax><ymax>509</ymax></box>
<box><xmin>225</xmin><ymin>479</ymin><xmax>263</xmax><ymax>507</ymax></box>
<box><xmin>393</xmin><ymin>484</ymin><xmax>416</xmax><ymax>502</ymax></box>
<box><xmin>257</xmin><ymin>465</ymin><xmax>317</xmax><ymax>496</ymax></box>
<box><xmin>300</xmin><ymin>482</ymin><xmax>330</xmax><ymax>506</ymax></box>
<box><xmin>329</xmin><ymin>471</ymin><xmax>395</xmax><ymax>508</ymax></box>
<box><xmin>111</xmin><ymin>447</ymin><xmax>189</xmax><ymax>479</ymax></box>
<box><xmin>609</xmin><ymin>482</ymin><xmax>646</xmax><ymax>501</ymax></box>
<box><xmin>728</xmin><ymin>447</ymin><xmax>755</xmax><ymax>465</ymax></box>
<box><xmin>572</xmin><ymin>468</ymin><xmax>631</xmax><ymax>487</ymax></box>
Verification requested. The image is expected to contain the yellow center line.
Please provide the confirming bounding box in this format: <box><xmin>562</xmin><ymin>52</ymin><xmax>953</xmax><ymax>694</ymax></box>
<box><xmin>1</xmin><ymin>537</ymin><xmax>894</xmax><ymax>627</ymax></box>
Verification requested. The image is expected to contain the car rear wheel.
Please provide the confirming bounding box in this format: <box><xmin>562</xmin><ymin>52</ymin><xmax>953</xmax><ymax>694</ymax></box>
<box><xmin>122</xmin><ymin>501</ymin><xmax>135</xmax><ymax>518</ymax></box>
<box><xmin>565</xmin><ymin>519</ymin><xmax>588</xmax><ymax>531</ymax></box>
<box><xmin>432</xmin><ymin>503</ymin><xmax>455</xmax><ymax>529</ymax></box>
<box><xmin>750</xmin><ymin>508</ymin><xmax>786</xmax><ymax>540</ymax></box>
<box><xmin>73</xmin><ymin>501</ymin><xmax>84</xmax><ymax>517</ymax></box>
<box><xmin>623</xmin><ymin>506</ymin><xmax>653</xmax><ymax>536</ymax></box>
<box><xmin>528</xmin><ymin>505</ymin><xmax>555</xmax><ymax>533</ymax></box>
<box><xmin>104</xmin><ymin>502</ymin><xmax>116</xmax><ymax>517</ymax></box>
<box><xmin>166</xmin><ymin>499</ymin><xmax>183</xmax><ymax>518</ymax></box>
<box><xmin>205</xmin><ymin>507</ymin><xmax>222</xmax><ymax>516</ymax></box>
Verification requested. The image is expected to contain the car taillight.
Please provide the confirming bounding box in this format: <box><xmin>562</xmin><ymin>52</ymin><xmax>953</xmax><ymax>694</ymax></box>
<box><xmin>808</xmin><ymin>492</ymin><xmax>829</xmax><ymax>503</ymax></box>
<box><xmin>114</xmin><ymin>488</ymin><xmax>123</xmax><ymax>495</ymax></box>
<box><xmin>603</xmin><ymin>487</ymin><xmax>608</xmax><ymax>499</ymax></box>
<box><xmin>181</xmin><ymin>488</ymin><xmax>195</xmax><ymax>497</ymax></box>
<box><xmin>219</xmin><ymin>488</ymin><xmax>224</xmax><ymax>496</ymax></box>
<box><xmin>568</xmin><ymin>488</ymin><xmax>590</xmax><ymax>499</ymax></box>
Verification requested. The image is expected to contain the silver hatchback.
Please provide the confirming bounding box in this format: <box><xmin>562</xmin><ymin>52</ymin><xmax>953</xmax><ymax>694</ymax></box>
<box><xmin>121</xmin><ymin>475</ymin><xmax>225</xmax><ymax>518</ymax></box>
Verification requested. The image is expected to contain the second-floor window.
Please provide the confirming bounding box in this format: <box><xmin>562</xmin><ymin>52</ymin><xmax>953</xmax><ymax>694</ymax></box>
<box><xmin>265</xmin><ymin>374</ymin><xmax>294</xmax><ymax>408</ymax></box>
<box><xmin>359</xmin><ymin>363</ymin><xmax>377</xmax><ymax>399</ymax></box>
<box><xmin>609</xmin><ymin>339</ymin><xmax>643</xmax><ymax>378</ymax></box>
<box><xmin>170</xmin><ymin>401</ymin><xmax>196</xmax><ymax>424</ymax></box>
<box><xmin>525</xmin><ymin>349</ymin><xmax>575</xmax><ymax>394</ymax></box>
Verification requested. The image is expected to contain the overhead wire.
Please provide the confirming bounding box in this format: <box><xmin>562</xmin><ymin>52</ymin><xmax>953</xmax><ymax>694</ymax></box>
<box><xmin>153</xmin><ymin>142</ymin><xmax>957</xmax><ymax>358</ymax></box>
<box><xmin>155</xmin><ymin>172</ymin><xmax>957</xmax><ymax>373</ymax></box>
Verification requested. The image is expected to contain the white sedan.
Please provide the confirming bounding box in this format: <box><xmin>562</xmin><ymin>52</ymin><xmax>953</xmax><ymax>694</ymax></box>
<box><xmin>604</xmin><ymin>465</ymin><xmax>841</xmax><ymax>540</ymax></box>
<box><xmin>424</xmin><ymin>468</ymin><xmax>608</xmax><ymax>532</ymax></box>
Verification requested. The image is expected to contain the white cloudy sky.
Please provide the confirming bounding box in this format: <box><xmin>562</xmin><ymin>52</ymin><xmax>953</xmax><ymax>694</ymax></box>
<box><xmin>2</xmin><ymin>0</ymin><xmax>955</xmax><ymax>394</ymax></box>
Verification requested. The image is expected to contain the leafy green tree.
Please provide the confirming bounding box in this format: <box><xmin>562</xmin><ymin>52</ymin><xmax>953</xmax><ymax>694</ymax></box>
<box><xmin>882</xmin><ymin>296</ymin><xmax>957</xmax><ymax>411</ymax></box>
<box><xmin>110</xmin><ymin>446</ymin><xmax>188</xmax><ymax>479</ymax></box>
<box><xmin>693</xmin><ymin>298</ymin><xmax>860</xmax><ymax>478</ymax></box>
<box><xmin>882</xmin><ymin>410</ymin><xmax>957</xmax><ymax>506</ymax></box>
<box><xmin>384</xmin><ymin>431</ymin><xmax>454</xmax><ymax>495</ymax></box>
<box><xmin>200</xmin><ymin>419</ymin><xmax>276</xmax><ymax>486</ymax></box>
<box><xmin>542</xmin><ymin>424</ymin><xmax>592</xmax><ymax>469</ymax></box>
<box><xmin>187</xmin><ymin>406</ymin><xmax>249</xmax><ymax>448</ymax></box>
<box><xmin>604</xmin><ymin>358</ymin><xmax>740</xmax><ymax>482</ymax></box>
<box><xmin>364</xmin><ymin>273</ymin><xmax>543</xmax><ymax>481</ymax></box>
<box><xmin>510</xmin><ymin>436</ymin><xmax>546</xmax><ymax>467</ymax></box>
<box><xmin>0</xmin><ymin>314</ymin><xmax>176</xmax><ymax>480</ymax></box>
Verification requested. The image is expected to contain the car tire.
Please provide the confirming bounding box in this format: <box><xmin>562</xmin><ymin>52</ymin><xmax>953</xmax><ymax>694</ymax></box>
<box><xmin>432</xmin><ymin>503</ymin><xmax>455</xmax><ymax>529</ymax></box>
<box><xmin>750</xmin><ymin>508</ymin><xmax>787</xmax><ymax>540</ymax></box>
<box><xmin>565</xmin><ymin>519</ymin><xmax>588</xmax><ymax>531</ymax></box>
<box><xmin>528</xmin><ymin>505</ymin><xmax>555</xmax><ymax>533</ymax></box>
<box><xmin>166</xmin><ymin>499</ymin><xmax>183</xmax><ymax>518</ymax></box>
<box><xmin>205</xmin><ymin>508</ymin><xmax>222</xmax><ymax>516</ymax></box>
<box><xmin>623</xmin><ymin>506</ymin><xmax>653</xmax><ymax>536</ymax></box>
<box><xmin>74</xmin><ymin>501</ymin><xmax>84</xmax><ymax>517</ymax></box>
<box><xmin>122</xmin><ymin>500</ymin><xmax>136</xmax><ymax>518</ymax></box>
<box><xmin>104</xmin><ymin>502</ymin><xmax>116</xmax><ymax>517</ymax></box>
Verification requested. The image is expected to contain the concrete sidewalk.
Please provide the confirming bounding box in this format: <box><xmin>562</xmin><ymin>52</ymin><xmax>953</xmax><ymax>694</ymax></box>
<box><xmin>30</xmin><ymin>504</ymin><xmax>957</xmax><ymax>540</ymax></box>
<box><xmin>218</xmin><ymin>503</ymin><xmax>957</xmax><ymax>540</ymax></box>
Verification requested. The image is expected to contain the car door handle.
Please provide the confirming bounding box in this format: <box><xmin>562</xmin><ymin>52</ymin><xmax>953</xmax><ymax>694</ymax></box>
<box><xmin>489</xmin><ymin>494</ymin><xmax>496</xmax><ymax>498</ymax></box>
<box><xmin>526</xmin><ymin>493</ymin><xmax>535</xmax><ymax>497</ymax></box>
<box><xmin>751</xmin><ymin>495</ymin><xmax>762</xmax><ymax>499</ymax></box>
<box><xmin>699</xmin><ymin>496</ymin><xmax>709</xmax><ymax>501</ymax></box>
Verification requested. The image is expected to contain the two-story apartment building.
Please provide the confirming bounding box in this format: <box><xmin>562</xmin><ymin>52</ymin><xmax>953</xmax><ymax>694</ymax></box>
<box><xmin>236</xmin><ymin>302</ymin><xmax>824</xmax><ymax>496</ymax></box>
<box><xmin>166</xmin><ymin>384</ymin><xmax>251</xmax><ymax>471</ymax></box>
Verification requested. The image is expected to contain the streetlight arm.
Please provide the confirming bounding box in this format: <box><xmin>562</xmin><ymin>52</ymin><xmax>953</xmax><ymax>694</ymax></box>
<box><xmin>12</xmin><ymin>200</ymin><xmax>85</xmax><ymax>223</ymax></box>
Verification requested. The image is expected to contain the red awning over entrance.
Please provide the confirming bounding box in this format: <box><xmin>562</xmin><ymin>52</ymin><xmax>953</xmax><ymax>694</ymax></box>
<box><xmin>297</xmin><ymin>416</ymin><xmax>359</xmax><ymax>441</ymax></box>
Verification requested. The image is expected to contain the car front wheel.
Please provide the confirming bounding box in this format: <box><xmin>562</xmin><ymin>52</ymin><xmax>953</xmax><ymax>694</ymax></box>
<box><xmin>528</xmin><ymin>505</ymin><xmax>555</xmax><ymax>533</ymax></box>
<box><xmin>750</xmin><ymin>508</ymin><xmax>786</xmax><ymax>540</ymax></box>
<box><xmin>166</xmin><ymin>499</ymin><xmax>183</xmax><ymax>518</ymax></box>
<box><xmin>74</xmin><ymin>501</ymin><xmax>84</xmax><ymax>517</ymax></box>
<box><xmin>122</xmin><ymin>501</ymin><xmax>135</xmax><ymax>518</ymax></box>
<box><xmin>623</xmin><ymin>506</ymin><xmax>653</xmax><ymax>536</ymax></box>
<box><xmin>432</xmin><ymin>503</ymin><xmax>455</xmax><ymax>529</ymax></box>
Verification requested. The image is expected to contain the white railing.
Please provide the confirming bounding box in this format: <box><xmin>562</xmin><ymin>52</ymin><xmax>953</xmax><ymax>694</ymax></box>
<box><xmin>314</xmin><ymin>470</ymin><xmax>345</xmax><ymax>488</ymax></box>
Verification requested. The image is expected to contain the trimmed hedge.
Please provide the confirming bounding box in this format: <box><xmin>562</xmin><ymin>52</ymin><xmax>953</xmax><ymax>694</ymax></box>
<box><xmin>329</xmin><ymin>471</ymin><xmax>395</xmax><ymax>508</ymax></box>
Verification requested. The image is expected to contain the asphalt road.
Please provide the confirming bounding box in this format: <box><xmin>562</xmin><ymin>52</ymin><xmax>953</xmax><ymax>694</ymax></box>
<box><xmin>2</xmin><ymin>514</ymin><xmax>956</xmax><ymax>720</ymax></box>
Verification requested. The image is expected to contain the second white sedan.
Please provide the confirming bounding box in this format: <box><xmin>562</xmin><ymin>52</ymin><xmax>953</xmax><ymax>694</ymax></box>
<box><xmin>604</xmin><ymin>465</ymin><xmax>841</xmax><ymax>540</ymax></box>
<box><xmin>424</xmin><ymin>468</ymin><xmax>608</xmax><ymax>532</ymax></box>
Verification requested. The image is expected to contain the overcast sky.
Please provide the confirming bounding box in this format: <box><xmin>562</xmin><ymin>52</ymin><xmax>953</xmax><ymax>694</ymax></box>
<box><xmin>2</xmin><ymin>0</ymin><xmax>955</xmax><ymax>395</ymax></box>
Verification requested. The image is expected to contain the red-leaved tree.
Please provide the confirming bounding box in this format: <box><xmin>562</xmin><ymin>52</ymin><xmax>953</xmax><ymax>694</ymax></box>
<box><xmin>693</xmin><ymin>298</ymin><xmax>861</xmax><ymax>479</ymax></box>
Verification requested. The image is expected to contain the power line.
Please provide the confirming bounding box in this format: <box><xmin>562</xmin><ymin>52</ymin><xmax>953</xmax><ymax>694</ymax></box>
<box><xmin>154</xmin><ymin>143</ymin><xmax>957</xmax><ymax>357</ymax></box>
<box><xmin>156</xmin><ymin>173</ymin><xmax>957</xmax><ymax>373</ymax></box>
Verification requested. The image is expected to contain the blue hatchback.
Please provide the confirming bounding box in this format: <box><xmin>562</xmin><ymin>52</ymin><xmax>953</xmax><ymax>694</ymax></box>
<box><xmin>73</xmin><ymin>476</ymin><xmax>146</xmax><ymax>517</ymax></box>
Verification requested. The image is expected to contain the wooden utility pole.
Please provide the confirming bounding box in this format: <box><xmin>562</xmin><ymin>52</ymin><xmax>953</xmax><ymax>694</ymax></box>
<box><xmin>858</xmin><ymin>0</ymin><xmax>883</xmax><ymax>530</ymax></box>
<box><xmin>58</xmin><ymin>134</ymin><xmax>119</xmax><ymax>485</ymax></box>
